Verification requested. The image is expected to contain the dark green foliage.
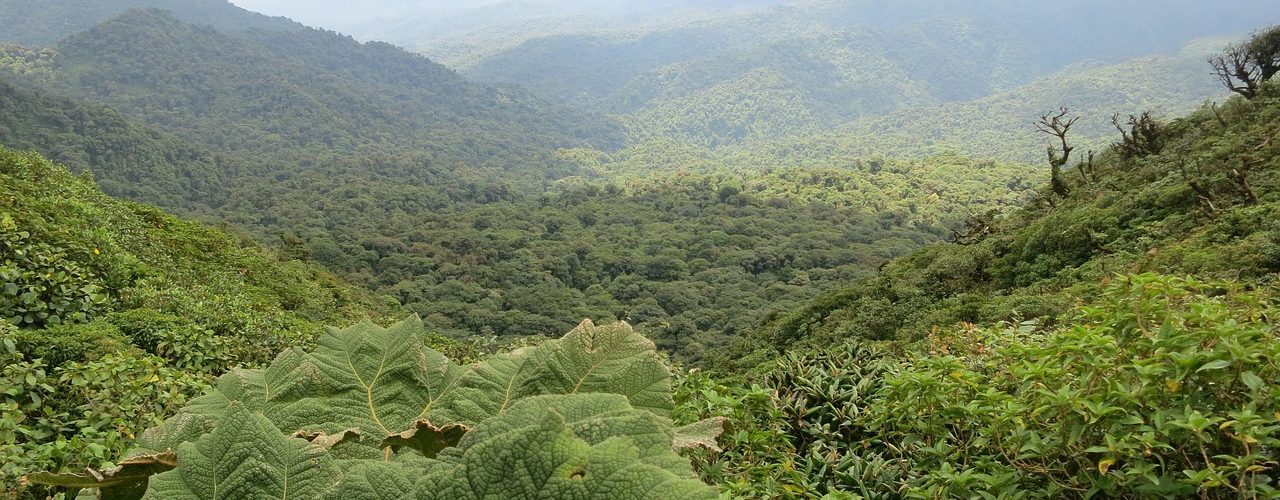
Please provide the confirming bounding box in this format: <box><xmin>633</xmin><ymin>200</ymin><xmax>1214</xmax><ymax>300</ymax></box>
<box><xmin>0</xmin><ymin>215</ymin><xmax>109</xmax><ymax>328</ymax></box>
<box><xmin>694</xmin><ymin>275</ymin><xmax>1280</xmax><ymax>498</ymax></box>
<box><xmin>7</xmin><ymin>322</ymin><xmax>126</xmax><ymax>368</ymax></box>
<box><xmin>329</xmin><ymin>154</ymin><xmax>1034</xmax><ymax>363</ymax></box>
<box><xmin>1</xmin><ymin>8</ymin><xmax>620</xmax><ymax>167</ymax></box>
<box><xmin>0</xmin><ymin>79</ymin><xmax>225</xmax><ymax>207</ymax></box>
<box><xmin>1</xmin><ymin>328</ymin><xmax>207</xmax><ymax>499</ymax></box>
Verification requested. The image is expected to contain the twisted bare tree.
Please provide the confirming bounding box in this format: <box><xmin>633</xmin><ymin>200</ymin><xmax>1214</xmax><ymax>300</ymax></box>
<box><xmin>1210</xmin><ymin>25</ymin><xmax>1280</xmax><ymax>99</ymax></box>
<box><xmin>1036</xmin><ymin>107</ymin><xmax>1078</xmax><ymax>199</ymax></box>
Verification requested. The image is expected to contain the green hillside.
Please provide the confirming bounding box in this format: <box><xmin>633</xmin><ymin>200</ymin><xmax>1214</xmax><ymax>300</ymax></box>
<box><xmin>679</xmin><ymin>82</ymin><xmax>1280</xmax><ymax>499</ymax></box>
<box><xmin>0</xmin><ymin>147</ymin><xmax>400</xmax><ymax>493</ymax></box>
<box><xmin>751</xmin><ymin>84</ymin><xmax>1280</xmax><ymax>362</ymax></box>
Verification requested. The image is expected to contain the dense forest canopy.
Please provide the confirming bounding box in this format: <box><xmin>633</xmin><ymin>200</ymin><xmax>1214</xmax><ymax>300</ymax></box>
<box><xmin>2</xmin><ymin>1</ymin><xmax>1279</xmax><ymax>498</ymax></box>
<box><xmin>0</xmin><ymin>5</ymin><xmax>1043</xmax><ymax>357</ymax></box>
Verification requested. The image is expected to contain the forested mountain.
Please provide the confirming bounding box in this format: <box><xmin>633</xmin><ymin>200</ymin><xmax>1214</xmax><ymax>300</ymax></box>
<box><xmin>1</xmin><ymin>9</ymin><xmax>621</xmax><ymax>171</ymax></box>
<box><xmin>0</xmin><ymin>0</ymin><xmax>301</xmax><ymax>46</ymax></box>
<box><xmin>442</xmin><ymin>0</ymin><xmax>1279</xmax><ymax>151</ymax></box>
<box><xmin>354</xmin><ymin>0</ymin><xmax>1279</xmax><ymax>77</ymax></box>
<box><xmin>614</xmin><ymin>37</ymin><xmax>1227</xmax><ymax>153</ymax></box>
<box><xmin>464</xmin><ymin>0</ymin><xmax>1278</xmax><ymax>101</ymax></box>
<box><xmin>811</xmin><ymin>37</ymin><xmax>1229</xmax><ymax>163</ymax></box>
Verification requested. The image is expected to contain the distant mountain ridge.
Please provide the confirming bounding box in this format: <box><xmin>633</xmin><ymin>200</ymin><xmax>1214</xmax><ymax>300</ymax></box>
<box><xmin>0</xmin><ymin>0</ymin><xmax>302</xmax><ymax>46</ymax></box>
<box><xmin>436</xmin><ymin>0</ymin><xmax>1280</xmax><ymax>151</ymax></box>
<box><xmin>0</xmin><ymin>7</ymin><xmax>623</xmax><ymax>179</ymax></box>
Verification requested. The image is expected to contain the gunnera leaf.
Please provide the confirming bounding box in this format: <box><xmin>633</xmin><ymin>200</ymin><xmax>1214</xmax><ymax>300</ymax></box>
<box><xmin>434</xmin><ymin>320</ymin><xmax>673</xmax><ymax>426</ymax></box>
<box><xmin>418</xmin><ymin>394</ymin><xmax>716</xmax><ymax>499</ymax></box>
<box><xmin>141</xmin><ymin>404</ymin><xmax>338</xmax><ymax>500</ymax></box>
<box><xmin>267</xmin><ymin>318</ymin><xmax>466</xmax><ymax>439</ymax></box>
<box><xmin>46</xmin><ymin>317</ymin><xmax>701</xmax><ymax>498</ymax></box>
<box><xmin>132</xmin><ymin>318</ymin><xmax>464</xmax><ymax>458</ymax></box>
<box><xmin>520</xmin><ymin>320</ymin><xmax>674</xmax><ymax>416</ymax></box>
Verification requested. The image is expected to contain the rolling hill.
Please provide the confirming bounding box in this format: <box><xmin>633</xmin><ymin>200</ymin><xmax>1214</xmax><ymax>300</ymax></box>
<box><xmin>0</xmin><ymin>0</ymin><xmax>302</xmax><ymax>46</ymax></box>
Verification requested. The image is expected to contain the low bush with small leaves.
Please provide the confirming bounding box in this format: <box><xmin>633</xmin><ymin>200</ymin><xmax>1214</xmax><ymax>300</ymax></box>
<box><xmin>699</xmin><ymin>274</ymin><xmax>1280</xmax><ymax>498</ymax></box>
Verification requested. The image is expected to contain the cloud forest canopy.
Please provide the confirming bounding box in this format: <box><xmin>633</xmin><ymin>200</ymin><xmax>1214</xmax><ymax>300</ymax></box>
<box><xmin>3</xmin><ymin>1</ymin><xmax>1280</xmax><ymax>498</ymax></box>
<box><xmin>0</xmin><ymin>4</ymin><xmax>1041</xmax><ymax>364</ymax></box>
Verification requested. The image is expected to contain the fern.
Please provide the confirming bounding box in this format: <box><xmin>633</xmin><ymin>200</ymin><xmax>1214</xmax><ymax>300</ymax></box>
<box><xmin>27</xmin><ymin>318</ymin><xmax>719</xmax><ymax>499</ymax></box>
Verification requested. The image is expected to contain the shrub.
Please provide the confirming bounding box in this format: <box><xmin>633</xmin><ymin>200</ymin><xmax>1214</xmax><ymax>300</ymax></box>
<box><xmin>709</xmin><ymin>274</ymin><xmax>1280</xmax><ymax>498</ymax></box>
<box><xmin>106</xmin><ymin>310</ymin><xmax>239</xmax><ymax>375</ymax></box>
<box><xmin>7</xmin><ymin>320</ymin><xmax>127</xmax><ymax>368</ymax></box>
<box><xmin>0</xmin><ymin>214</ymin><xmax>110</xmax><ymax>328</ymax></box>
<box><xmin>1</xmin><ymin>324</ymin><xmax>205</xmax><ymax>498</ymax></box>
<box><xmin>872</xmin><ymin>274</ymin><xmax>1280</xmax><ymax>498</ymax></box>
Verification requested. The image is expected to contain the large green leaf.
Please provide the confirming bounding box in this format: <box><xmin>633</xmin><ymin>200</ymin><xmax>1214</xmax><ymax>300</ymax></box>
<box><xmin>31</xmin><ymin>317</ymin><xmax>707</xmax><ymax>499</ymax></box>
<box><xmin>520</xmin><ymin>320</ymin><xmax>674</xmax><ymax>416</ymax></box>
<box><xmin>267</xmin><ymin>318</ymin><xmax>466</xmax><ymax>437</ymax></box>
<box><xmin>141</xmin><ymin>404</ymin><xmax>338</xmax><ymax>500</ymax></box>
<box><xmin>92</xmin><ymin>396</ymin><xmax>714</xmax><ymax>499</ymax></box>
<box><xmin>132</xmin><ymin>319</ymin><xmax>671</xmax><ymax>448</ymax></box>
<box><xmin>434</xmin><ymin>320</ymin><xmax>674</xmax><ymax>424</ymax></box>
<box><xmin>417</xmin><ymin>395</ymin><xmax>717</xmax><ymax>500</ymax></box>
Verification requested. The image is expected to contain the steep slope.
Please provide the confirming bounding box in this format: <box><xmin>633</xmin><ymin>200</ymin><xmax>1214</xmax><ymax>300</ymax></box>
<box><xmin>669</xmin><ymin>79</ymin><xmax>1280</xmax><ymax>500</ymax></box>
<box><xmin>0</xmin><ymin>0</ymin><xmax>302</xmax><ymax>46</ymax></box>
<box><xmin>742</xmin><ymin>87</ymin><xmax>1280</xmax><ymax>366</ymax></box>
<box><xmin>0</xmin><ymin>147</ymin><xmax>401</xmax><ymax>493</ymax></box>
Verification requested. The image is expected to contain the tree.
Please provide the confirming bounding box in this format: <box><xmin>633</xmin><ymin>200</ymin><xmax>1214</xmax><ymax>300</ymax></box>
<box><xmin>1210</xmin><ymin>25</ymin><xmax>1280</xmax><ymax>99</ymax></box>
<box><xmin>1111</xmin><ymin>111</ymin><xmax>1162</xmax><ymax>159</ymax></box>
<box><xmin>1035</xmin><ymin>107</ymin><xmax>1078</xmax><ymax>199</ymax></box>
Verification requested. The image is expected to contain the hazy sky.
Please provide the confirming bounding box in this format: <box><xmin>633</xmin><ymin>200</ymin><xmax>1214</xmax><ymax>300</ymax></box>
<box><xmin>228</xmin><ymin>1</ymin><xmax>499</xmax><ymax>27</ymax></box>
